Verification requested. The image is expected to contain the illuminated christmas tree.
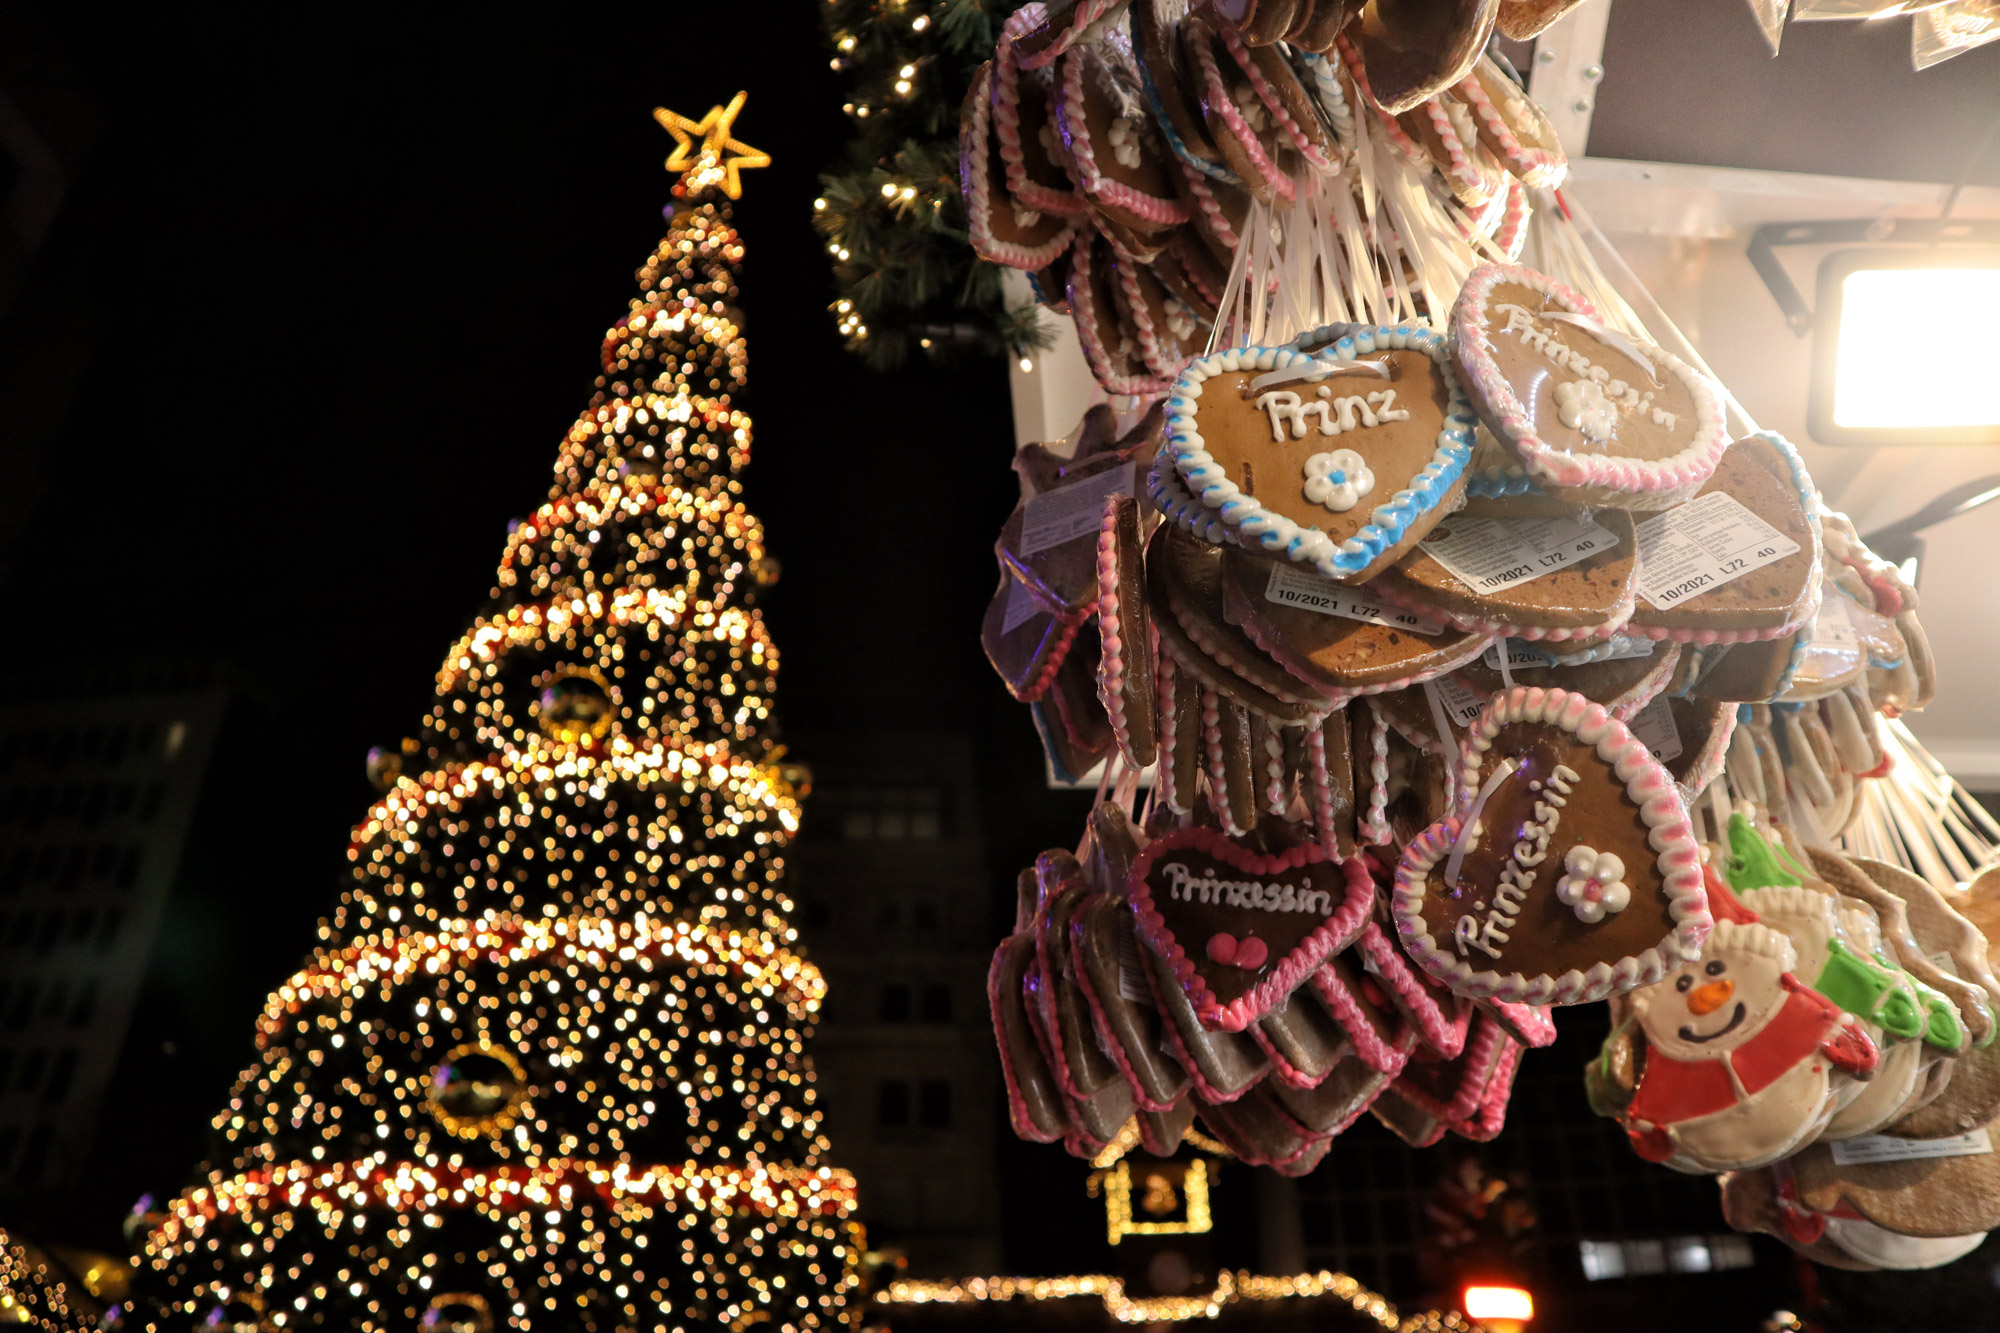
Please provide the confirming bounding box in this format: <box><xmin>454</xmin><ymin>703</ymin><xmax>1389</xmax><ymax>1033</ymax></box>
<box><xmin>130</xmin><ymin>93</ymin><xmax>860</xmax><ymax>1332</ymax></box>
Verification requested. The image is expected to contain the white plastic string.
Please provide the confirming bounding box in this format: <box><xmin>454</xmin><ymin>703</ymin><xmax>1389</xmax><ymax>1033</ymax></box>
<box><xmin>1248</xmin><ymin>357</ymin><xmax>1393</xmax><ymax>391</ymax></box>
<box><xmin>1444</xmin><ymin>758</ymin><xmax>1519</xmax><ymax>885</ymax></box>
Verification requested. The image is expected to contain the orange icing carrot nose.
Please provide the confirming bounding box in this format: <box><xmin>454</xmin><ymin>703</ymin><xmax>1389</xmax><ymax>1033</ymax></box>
<box><xmin>1687</xmin><ymin>979</ymin><xmax>1735</xmax><ymax>1016</ymax></box>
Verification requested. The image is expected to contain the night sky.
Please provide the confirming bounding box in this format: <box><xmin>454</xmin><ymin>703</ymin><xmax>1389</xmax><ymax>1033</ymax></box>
<box><xmin>4</xmin><ymin>4</ymin><xmax>1103</xmax><ymax>1239</ymax></box>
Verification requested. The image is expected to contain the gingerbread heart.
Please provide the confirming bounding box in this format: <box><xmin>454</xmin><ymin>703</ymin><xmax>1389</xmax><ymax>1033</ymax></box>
<box><xmin>1167</xmin><ymin>329</ymin><xmax>1476</xmax><ymax>583</ymax></box>
<box><xmin>1394</xmin><ymin>686</ymin><xmax>1711</xmax><ymax>1004</ymax></box>
<box><xmin>1057</xmin><ymin>37</ymin><xmax>1189</xmax><ymax>234</ymax></box>
<box><xmin>1131</xmin><ymin>824</ymin><xmax>1374</xmax><ymax>1031</ymax></box>
<box><xmin>962</xmin><ymin>64</ymin><xmax>1077</xmax><ymax>271</ymax></box>
<box><xmin>1450</xmin><ymin>263</ymin><xmax>1727</xmax><ymax>508</ymax></box>
<box><xmin>1375</xmin><ymin>509</ymin><xmax>1640</xmax><ymax>643</ymax></box>
<box><xmin>1181</xmin><ymin>15</ymin><xmax>1299</xmax><ymax>204</ymax></box>
<box><xmin>1348</xmin><ymin>0</ymin><xmax>1497</xmax><ymax>116</ymax></box>
<box><xmin>995</xmin><ymin>12</ymin><xmax>1090</xmax><ymax>217</ymax></box>
<box><xmin>1454</xmin><ymin>54</ymin><xmax>1566</xmax><ymax>188</ymax></box>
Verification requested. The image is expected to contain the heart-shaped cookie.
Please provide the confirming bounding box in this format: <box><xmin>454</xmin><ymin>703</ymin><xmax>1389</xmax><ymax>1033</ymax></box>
<box><xmin>1454</xmin><ymin>54</ymin><xmax>1566</xmax><ymax>188</ymax></box>
<box><xmin>1394</xmin><ymin>685</ymin><xmax>1711</xmax><ymax>1004</ymax></box>
<box><xmin>1375</xmin><ymin>509</ymin><xmax>1640</xmax><ymax>643</ymax></box>
<box><xmin>1347</xmin><ymin>1</ymin><xmax>1498</xmax><ymax>116</ymax></box>
<box><xmin>1629</xmin><ymin>432</ymin><xmax>1823</xmax><ymax>644</ymax></box>
<box><xmin>994</xmin><ymin>12</ymin><xmax>1090</xmax><ymax>217</ymax></box>
<box><xmin>1167</xmin><ymin>329</ymin><xmax>1477</xmax><ymax>583</ymax></box>
<box><xmin>962</xmin><ymin>64</ymin><xmax>1078</xmax><ymax>271</ymax></box>
<box><xmin>1456</xmin><ymin>638</ymin><xmax>1680</xmax><ymax>720</ymax></box>
<box><xmin>1182</xmin><ymin>15</ymin><xmax>1299</xmax><ymax>204</ymax></box>
<box><xmin>1131</xmin><ymin>824</ymin><xmax>1374</xmax><ymax>1031</ymax></box>
<box><xmin>1070</xmin><ymin>228</ymin><xmax>1171</xmax><ymax>396</ymax></box>
<box><xmin>1450</xmin><ymin>262</ymin><xmax>1727</xmax><ymax>508</ymax></box>
<box><xmin>1220</xmin><ymin>544</ymin><xmax>1491</xmax><ymax>697</ymax></box>
<box><xmin>1096</xmin><ymin>494</ymin><xmax>1158</xmax><ymax>767</ymax></box>
<box><xmin>1134</xmin><ymin>0</ymin><xmax>1239</xmax><ymax>183</ymax></box>
<box><xmin>1057</xmin><ymin>37</ymin><xmax>1190</xmax><ymax>233</ymax></box>
<box><xmin>1149</xmin><ymin>525</ymin><xmax>1332</xmax><ymax>722</ymax></box>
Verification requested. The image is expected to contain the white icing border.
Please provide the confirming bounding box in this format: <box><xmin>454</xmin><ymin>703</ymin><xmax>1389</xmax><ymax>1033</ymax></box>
<box><xmin>1165</xmin><ymin>328</ymin><xmax>1477</xmax><ymax>580</ymax></box>
<box><xmin>1391</xmin><ymin>685</ymin><xmax>1712</xmax><ymax>1005</ymax></box>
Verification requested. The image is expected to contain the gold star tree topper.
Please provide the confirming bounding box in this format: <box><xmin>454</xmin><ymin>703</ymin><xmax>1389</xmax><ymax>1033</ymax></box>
<box><xmin>653</xmin><ymin>91</ymin><xmax>770</xmax><ymax>200</ymax></box>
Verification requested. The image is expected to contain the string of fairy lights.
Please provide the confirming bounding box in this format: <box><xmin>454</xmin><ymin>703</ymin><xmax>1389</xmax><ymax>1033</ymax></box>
<box><xmin>128</xmin><ymin>94</ymin><xmax>860</xmax><ymax>1331</ymax></box>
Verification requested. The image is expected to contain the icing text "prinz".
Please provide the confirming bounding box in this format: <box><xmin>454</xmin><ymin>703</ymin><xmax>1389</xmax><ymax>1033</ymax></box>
<box><xmin>1495</xmin><ymin>304</ymin><xmax>1677</xmax><ymax>432</ymax></box>
<box><xmin>1452</xmin><ymin>764</ymin><xmax>1581</xmax><ymax>959</ymax></box>
<box><xmin>1254</xmin><ymin>386</ymin><xmax>1410</xmax><ymax>442</ymax></box>
<box><xmin>1162</xmin><ymin>862</ymin><xmax>1332</xmax><ymax>915</ymax></box>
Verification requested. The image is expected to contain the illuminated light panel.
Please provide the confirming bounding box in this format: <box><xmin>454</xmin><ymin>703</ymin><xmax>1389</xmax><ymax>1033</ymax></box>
<box><xmin>1833</xmin><ymin>268</ymin><xmax>2000</xmax><ymax>430</ymax></box>
<box><xmin>1462</xmin><ymin>1284</ymin><xmax>1534</xmax><ymax>1321</ymax></box>
<box><xmin>1097</xmin><ymin>1159</ymin><xmax>1211</xmax><ymax>1245</ymax></box>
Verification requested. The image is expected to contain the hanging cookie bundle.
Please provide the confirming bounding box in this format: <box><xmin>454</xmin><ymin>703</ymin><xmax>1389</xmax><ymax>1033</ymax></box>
<box><xmin>963</xmin><ymin>0</ymin><xmax>1999</xmax><ymax>1254</ymax></box>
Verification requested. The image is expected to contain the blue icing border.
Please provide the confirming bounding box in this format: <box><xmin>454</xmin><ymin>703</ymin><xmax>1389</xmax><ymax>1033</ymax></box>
<box><xmin>1137</xmin><ymin>53</ymin><xmax>1241</xmax><ymax>185</ymax></box>
<box><xmin>1164</xmin><ymin>326</ymin><xmax>1477</xmax><ymax>579</ymax></box>
<box><xmin>1292</xmin><ymin>51</ymin><xmax>1354</xmax><ymax>150</ymax></box>
<box><xmin>1737</xmin><ymin>430</ymin><xmax>1821</xmax><ymax>701</ymax></box>
<box><xmin>1465</xmin><ymin>467</ymin><xmax>1544</xmax><ymax>499</ymax></box>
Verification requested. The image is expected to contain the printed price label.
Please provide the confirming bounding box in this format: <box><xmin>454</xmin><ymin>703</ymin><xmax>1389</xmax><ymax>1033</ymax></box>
<box><xmin>1265</xmin><ymin>564</ymin><xmax>1444</xmax><ymax>635</ymax></box>
<box><xmin>1420</xmin><ymin>513</ymin><xmax>1620</xmax><ymax>594</ymax></box>
<box><xmin>1817</xmin><ymin>588</ymin><xmax>1858</xmax><ymax>651</ymax></box>
<box><xmin>1628</xmin><ymin>694</ymin><xmax>1684</xmax><ymax>764</ymax></box>
<box><xmin>1001</xmin><ymin>577</ymin><xmax>1045</xmax><ymax>633</ymax></box>
<box><xmin>1481</xmin><ymin>639</ymin><xmax>1550</xmax><ymax>671</ymax></box>
<box><xmin>1424</xmin><ymin>675</ymin><xmax>1486</xmax><ymax>729</ymax></box>
<box><xmin>1117</xmin><ymin>925</ymin><xmax>1154</xmax><ymax>1006</ymax></box>
<box><xmin>1634</xmin><ymin>492</ymin><xmax>1801</xmax><ymax>610</ymax></box>
<box><xmin>1019</xmin><ymin>462</ymin><xmax>1135</xmax><ymax>556</ymax></box>
<box><xmin>1830</xmin><ymin>1129</ymin><xmax>1992</xmax><ymax>1166</ymax></box>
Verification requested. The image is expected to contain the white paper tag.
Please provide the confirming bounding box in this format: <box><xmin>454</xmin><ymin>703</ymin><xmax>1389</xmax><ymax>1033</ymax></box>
<box><xmin>1264</xmin><ymin>564</ymin><xmax>1443</xmax><ymax>635</ymax></box>
<box><xmin>1419</xmin><ymin>513</ymin><xmax>1619</xmax><ymax>595</ymax></box>
<box><xmin>1829</xmin><ymin>1128</ymin><xmax>1992</xmax><ymax>1166</ymax></box>
<box><xmin>1001</xmin><ymin>577</ymin><xmax>1045</xmax><ymax>633</ymax></box>
<box><xmin>1817</xmin><ymin>590</ymin><xmax>1858</xmax><ymax>651</ymax></box>
<box><xmin>1634</xmin><ymin>493</ymin><xmax>1802</xmax><ymax>610</ymax></box>
<box><xmin>1481</xmin><ymin>639</ymin><xmax>1549</xmax><ymax>670</ymax></box>
<box><xmin>1424</xmin><ymin>675</ymin><xmax>1486</xmax><ymax>730</ymax></box>
<box><xmin>1020</xmin><ymin>462</ymin><xmax>1135</xmax><ymax>556</ymax></box>
<box><xmin>1628</xmin><ymin>694</ymin><xmax>1685</xmax><ymax>764</ymax></box>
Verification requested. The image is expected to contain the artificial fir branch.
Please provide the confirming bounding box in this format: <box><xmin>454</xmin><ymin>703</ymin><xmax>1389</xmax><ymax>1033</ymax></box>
<box><xmin>816</xmin><ymin>0</ymin><xmax>1051</xmax><ymax>369</ymax></box>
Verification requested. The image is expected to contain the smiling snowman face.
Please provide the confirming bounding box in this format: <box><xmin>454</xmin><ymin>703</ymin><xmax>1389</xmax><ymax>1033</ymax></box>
<box><xmin>1634</xmin><ymin>921</ymin><xmax>1797</xmax><ymax>1062</ymax></box>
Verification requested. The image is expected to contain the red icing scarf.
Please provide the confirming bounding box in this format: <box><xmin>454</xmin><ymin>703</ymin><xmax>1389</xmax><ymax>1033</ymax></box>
<box><xmin>1628</xmin><ymin>980</ymin><xmax>1843</xmax><ymax>1127</ymax></box>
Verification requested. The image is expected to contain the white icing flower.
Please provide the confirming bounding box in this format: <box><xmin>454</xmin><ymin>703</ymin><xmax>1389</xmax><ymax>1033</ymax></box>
<box><xmin>1108</xmin><ymin>116</ymin><xmax>1144</xmax><ymax>170</ymax></box>
<box><xmin>1038</xmin><ymin>122</ymin><xmax>1063</xmax><ymax>161</ymax></box>
<box><xmin>1231</xmin><ymin>82</ymin><xmax>1269</xmax><ymax>131</ymax></box>
<box><xmin>1011</xmin><ymin>203</ymin><xmax>1042</xmax><ymax>229</ymax></box>
<box><xmin>1554</xmin><ymin>378</ymin><xmax>1618</xmax><ymax>443</ymax></box>
<box><xmin>1164</xmin><ymin>296</ymin><xmax>1197</xmax><ymax>342</ymax></box>
<box><xmin>1302</xmin><ymin>449</ymin><xmax>1375</xmax><ymax>513</ymax></box>
<box><xmin>1556</xmin><ymin>845</ymin><xmax>1630</xmax><ymax>924</ymax></box>
<box><xmin>1444</xmin><ymin>101</ymin><xmax>1479</xmax><ymax>149</ymax></box>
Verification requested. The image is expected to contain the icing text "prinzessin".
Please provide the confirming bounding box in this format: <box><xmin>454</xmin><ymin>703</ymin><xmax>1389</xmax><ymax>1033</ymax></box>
<box><xmin>1162</xmin><ymin>862</ymin><xmax>1332</xmax><ymax>915</ymax></box>
<box><xmin>1452</xmin><ymin>764</ymin><xmax>1581</xmax><ymax>959</ymax></box>
<box><xmin>1254</xmin><ymin>386</ymin><xmax>1410</xmax><ymax>442</ymax></box>
<box><xmin>1495</xmin><ymin>303</ymin><xmax>1677</xmax><ymax>432</ymax></box>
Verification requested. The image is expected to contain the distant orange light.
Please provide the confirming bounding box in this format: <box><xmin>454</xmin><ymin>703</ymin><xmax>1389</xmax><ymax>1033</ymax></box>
<box><xmin>1464</xmin><ymin>1284</ymin><xmax>1534</xmax><ymax>1322</ymax></box>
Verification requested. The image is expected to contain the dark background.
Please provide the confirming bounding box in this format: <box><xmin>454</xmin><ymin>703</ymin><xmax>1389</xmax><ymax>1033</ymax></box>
<box><xmin>1</xmin><ymin>0</ymin><xmax>1997</xmax><ymax>1321</ymax></box>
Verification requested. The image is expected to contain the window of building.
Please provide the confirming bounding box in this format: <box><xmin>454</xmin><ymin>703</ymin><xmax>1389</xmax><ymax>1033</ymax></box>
<box><xmin>878</xmin><ymin>984</ymin><xmax>911</xmax><ymax>1024</ymax></box>
<box><xmin>918</xmin><ymin>1080</ymin><xmax>952</xmax><ymax>1128</ymax></box>
<box><xmin>828</xmin><ymin>787</ymin><xmax>945</xmax><ymax>842</ymax></box>
<box><xmin>920</xmin><ymin>984</ymin><xmax>953</xmax><ymax>1023</ymax></box>
<box><xmin>876</xmin><ymin>1080</ymin><xmax>910</xmax><ymax>1127</ymax></box>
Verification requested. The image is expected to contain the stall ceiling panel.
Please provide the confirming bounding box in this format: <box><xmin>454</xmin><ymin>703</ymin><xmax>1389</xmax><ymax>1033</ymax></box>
<box><xmin>1588</xmin><ymin>0</ymin><xmax>2000</xmax><ymax>189</ymax></box>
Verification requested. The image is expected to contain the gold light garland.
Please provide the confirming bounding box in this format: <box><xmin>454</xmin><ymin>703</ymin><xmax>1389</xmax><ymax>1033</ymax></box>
<box><xmin>875</xmin><ymin>1270</ymin><xmax>1473</xmax><ymax>1330</ymax></box>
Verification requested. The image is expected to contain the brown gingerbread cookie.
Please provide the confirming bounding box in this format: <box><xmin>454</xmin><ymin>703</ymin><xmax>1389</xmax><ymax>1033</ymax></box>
<box><xmin>1096</xmin><ymin>494</ymin><xmax>1158</xmax><ymax>767</ymax></box>
<box><xmin>963</xmin><ymin>63</ymin><xmax>1077</xmax><ymax>272</ymax></box>
<box><xmin>983</xmin><ymin>569</ymin><xmax>1087</xmax><ymax>703</ymax></box>
<box><xmin>1181</xmin><ymin>14</ymin><xmax>1300</xmax><ymax>205</ymax></box>
<box><xmin>1456</xmin><ymin>638</ymin><xmax>1680</xmax><ymax>720</ymax></box>
<box><xmin>1347</xmin><ymin>0</ymin><xmax>1498</xmax><ymax>115</ymax></box>
<box><xmin>1375</xmin><ymin>510</ymin><xmax>1640</xmax><ymax>644</ymax></box>
<box><xmin>1149</xmin><ymin>526</ymin><xmax>1331</xmax><ymax>723</ymax></box>
<box><xmin>1070</xmin><ymin>891</ymin><xmax>1195</xmax><ymax>1112</ymax></box>
<box><xmin>1394</xmin><ymin>685</ymin><xmax>1711</xmax><ymax>1004</ymax></box>
<box><xmin>1791</xmin><ymin>1139</ymin><xmax>2000</xmax><ymax>1239</ymax></box>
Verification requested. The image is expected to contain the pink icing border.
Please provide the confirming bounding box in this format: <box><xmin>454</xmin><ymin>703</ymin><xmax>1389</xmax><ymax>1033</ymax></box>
<box><xmin>1412</xmin><ymin>95</ymin><xmax>1505</xmax><ymax>206</ymax></box>
<box><xmin>1069</xmin><ymin>230</ymin><xmax>1172</xmax><ymax>396</ymax></box>
<box><xmin>1359</xmin><ymin>705</ymin><xmax>1393</xmax><ymax>846</ymax></box>
<box><xmin>1178</xmin><ymin>162</ymin><xmax>1246</xmax><ymax>252</ymax></box>
<box><xmin>1446</xmin><ymin>1035</ymin><xmax>1523</xmax><ymax>1140</ymax></box>
<box><xmin>1394</xmin><ymin>1010</ymin><xmax>1505</xmax><ymax>1122</ymax></box>
<box><xmin>1138</xmin><ymin>939</ymin><xmax>1267</xmax><ymax>1104</ymax></box>
<box><xmin>1058</xmin><ymin>45</ymin><xmax>1191</xmax><ymax>228</ymax></box>
<box><xmin>1308</xmin><ymin>963</ymin><xmax>1410</xmax><ymax>1076</ymax></box>
<box><xmin>1449</xmin><ymin>262</ymin><xmax>1729</xmax><ymax>496</ymax></box>
<box><xmin>1129</xmin><ymin>824</ymin><xmax>1376</xmax><ymax>1033</ymax></box>
<box><xmin>1456</xmin><ymin>640</ymin><xmax>1680</xmax><ymax>722</ymax></box>
<box><xmin>1487</xmin><ymin>999</ymin><xmax>1558</xmax><ymax>1048</ymax></box>
<box><xmin>964</xmin><ymin>66</ymin><xmax>1077</xmax><ymax>272</ymax></box>
<box><xmin>1031</xmin><ymin>885</ymin><xmax>1102</xmax><ymax>1104</ymax></box>
<box><xmin>1373</xmin><ymin>571</ymin><xmax>1636</xmax><ymax>644</ymax></box>
<box><xmin>1334</xmin><ymin>35</ymin><xmax>1429</xmax><ymax>171</ymax></box>
<box><xmin>1218</xmin><ymin>22</ymin><xmax>1334</xmax><ymax>172</ymax></box>
<box><xmin>1355</xmin><ymin>921</ymin><xmax>1469</xmax><ymax>1058</ymax></box>
<box><xmin>995</xmin><ymin>8</ymin><xmax>1089</xmax><ymax>217</ymax></box>
<box><xmin>1009</xmin><ymin>595</ymin><xmax>1089</xmax><ymax>703</ymax></box>
<box><xmin>1256</xmin><ymin>718</ymin><xmax>1288</xmax><ymax>815</ymax></box>
<box><xmin>1391</xmin><ymin>685</ymin><xmax>1713</xmax><ymax>1005</ymax></box>
<box><xmin>1013</xmin><ymin>0</ymin><xmax>1114</xmax><ymax>72</ymax></box>
<box><xmin>1303</xmin><ymin>724</ymin><xmax>1341</xmax><ymax>850</ymax></box>
<box><xmin>1493</xmin><ymin>176</ymin><xmax>1530</xmax><ymax>261</ymax></box>
<box><xmin>1454</xmin><ymin>63</ymin><xmax>1566</xmax><ymax>188</ymax></box>
<box><xmin>988</xmin><ymin>936</ymin><xmax>1067</xmax><ymax>1143</ymax></box>
<box><xmin>1198</xmin><ymin>688</ymin><xmax>1247</xmax><ymax>835</ymax></box>
<box><xmin>1189</xmin><ymin>23</ymin><xmax>1297</xmax><ymax>203</ymax></box>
